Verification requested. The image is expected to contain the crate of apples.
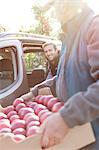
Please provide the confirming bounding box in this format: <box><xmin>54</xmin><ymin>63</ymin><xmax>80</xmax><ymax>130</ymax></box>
<box><xmin>0</xmin><ymin>95</ymin><xmax>64</xmax><ymax>142</ymax></box>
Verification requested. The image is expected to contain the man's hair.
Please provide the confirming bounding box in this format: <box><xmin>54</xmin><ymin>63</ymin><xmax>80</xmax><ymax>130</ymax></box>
<box><xmin>42</xmin><ymin>42</ymin><xmax>57</xmax><ymax>50</ymax></box>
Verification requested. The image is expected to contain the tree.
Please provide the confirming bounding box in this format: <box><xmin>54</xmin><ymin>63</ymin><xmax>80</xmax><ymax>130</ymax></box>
<box><xmin>19</xmin><ymin>3</ymin><xmax>52</xmax><ymax>36</ymax></box>
<box><xmin>32</xmin><ymin>4</ymin><xmax>52</xmax><ymax>35</ymax></box>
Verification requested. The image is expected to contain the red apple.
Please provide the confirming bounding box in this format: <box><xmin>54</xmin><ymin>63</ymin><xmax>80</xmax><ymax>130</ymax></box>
<box><xmin>23</xmin><ymin>113</ymin><xmax>35</xmax><ymax>121</ymax></box>
<box><xmin>27</xmin><ymin>121</ymin><xmax>40</xmax><ymax>129</ymax></box>
<box><xmin>11</xmin><ymin>120</ymin><xmax>25</xmax><ymax>131</ymax></box>
<box><xmin>33</xmin><ymin>104</ymin><xmax>38</xmax><ymax>112</ymax></box>
<box><xmin>26</xmin><ymin>101</ymin><xmax>37</xmax><ymax>109</ymax></box>
<box><xmin>0</xmin><ymin>119</ymin><xmax>10</xmax><ymax>124</ymax></box>
<box><xmin>7</xmin><ymin>111</ymin><xmax>17</xmax><ymax>118</ymax></box>
<box><xmin>0</xmin><ymin>128</ymin><xmax>11</xmax><ymax>133</ymax></box>
<box><xmin>47</xmin><ymin>98</ymin><xmax>59</xmax><ymax>110</ymax></box>
<box><xmin>13</xmin><ymin>134</ymin><xmax>25</xmax><ymax>142</ymax></box>
<box><xmin>34</xmin><ymin>95</ymin><xmax>42</xmax><ymax>103</ymax></box>
<box><xmin>16</xmin><ymin>103</ymin><xmax>26</xmax><ymax>112</ymax></box>
<box><xmin>43</xmin><ymin>95</ymin><xmax>54</xmax><ymax>106</ymax></box>
<box><xmin>52</xmin><ymin>102</ymin><xmax>64</xmax><ymax>112</ymax></box>
<box><xmin>25</xmin><ymin>115</ymin><xmax>39</xmax><ymax>125</ymax></box>
<box><xmin>0</xmin><ymin>121</ymin><xmax>11</xmax><ymax>129</ymax></box>
<box><xmin>10</xmin><ymin>115</ymin><xmax>20</xmax><ymax>123</ymax></box>
<box><xmin>3</xmin><ymin>105</ymin><xmax>15</xmax><ymax>114</ymax></box>
<box><xmin>13</xmin><ymin>98</ymin><xmax>24</xmax><ymax>107</ymax></box>
<box><xmin>37</xmin><ymin>95</ymin><xmax>46</xmax><ymax>104</ymax></box>
<box><xmin>13</xmin><ymin>128</ymin><xmax>26</xmax><ymax>136</ymax></box>
<box><xmin>18</xmin><ymin>107</ymin><xmax>34</xmax><ymax>119</ymax></box>
<box><xmin>40</xmin><ymin>111</ymin><xmax>52</xmax><ymax>124</ymax></box>
<box><xmin>0</xmin><ymin>112</ymin><xmax>7</xmax><ymax>120</ymax></box>
<box><xmin>38</xmin><ymin>109</ymin><xmax>49</xmax><ymax>118</ymax></box>
<box><xmin>26</xmin><ymin>126</ymin><xmax>39</xmax><ymax>137</ymax></box>
<box><xmin>34</xmin><ymin>104</ymin><xmax>46</xmax><ymax>115</ymax></box>
<box><xmin>2</xmin><ymin>132</ymin><xmax>14</xmax><ymax>138</ymax></box>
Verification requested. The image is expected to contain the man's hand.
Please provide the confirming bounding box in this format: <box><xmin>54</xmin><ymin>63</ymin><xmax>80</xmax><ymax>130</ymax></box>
<box><xmin>40</xmin><ymin>112</ymin><xmax>70</xmax><ymax>149</ymax></box>
<box><xmin>21</xmin><ymin>91</ymin><xmax>34</xmax><ymax>102</ymax></box>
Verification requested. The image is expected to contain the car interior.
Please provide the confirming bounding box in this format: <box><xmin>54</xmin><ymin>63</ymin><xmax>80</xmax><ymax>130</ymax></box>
<box><xmin>0</xmin><ymin>48</ymin><xmax>14</xmax><ymax>91</ymax></box>
<box><xmin>23</xmin><ymin>41</ymin><xmax>47</xmax><ymax>88</ymax></box>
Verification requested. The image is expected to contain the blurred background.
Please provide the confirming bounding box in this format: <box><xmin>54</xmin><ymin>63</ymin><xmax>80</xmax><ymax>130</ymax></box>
<box><xmin>0</xmin><ymin>0</ymin><xmax>99</xmax><ymax>38</ymax></box>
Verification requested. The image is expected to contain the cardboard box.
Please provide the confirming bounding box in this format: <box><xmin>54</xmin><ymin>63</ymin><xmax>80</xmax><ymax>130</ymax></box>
<box><xmin>0</xmin><ymin>133</ymin><xmax>42</xmax><ymax>150</ymax></box>
<box><xmin>0</xmin><ymin>122</ymin><xmax>95</xmax><ymax>150</ymax></box>
<box><xmin>0</xmin><ymin>93</ymin><xmax>96</xmax><ymax>150</ymax></box>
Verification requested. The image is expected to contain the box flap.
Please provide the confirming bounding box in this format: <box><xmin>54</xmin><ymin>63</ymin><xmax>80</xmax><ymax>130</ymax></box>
<box><xmin>0</xmin><ymin>133</ymin><xmax>42</xmax><ymax>150</ymax></box>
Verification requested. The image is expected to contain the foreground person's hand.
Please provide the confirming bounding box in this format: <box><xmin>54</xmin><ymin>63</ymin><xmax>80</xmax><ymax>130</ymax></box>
<box><xmin>40</xmin><ymin>112</ymin><xmax>70</xmax><ymax>149</ymax></box>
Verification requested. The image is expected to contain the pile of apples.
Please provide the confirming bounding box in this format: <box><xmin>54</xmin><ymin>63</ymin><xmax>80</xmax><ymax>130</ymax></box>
<box><xmin>0</xmin><ymin>95</ymin><xmax>64</xmax><ymax>142</ymax></box>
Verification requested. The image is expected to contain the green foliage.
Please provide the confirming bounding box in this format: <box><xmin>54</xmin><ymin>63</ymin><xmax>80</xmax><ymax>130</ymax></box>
<box><xmin>24</xmin><ymin>52</ymin><xmax>47</xmax><ymax>71</ymax></box>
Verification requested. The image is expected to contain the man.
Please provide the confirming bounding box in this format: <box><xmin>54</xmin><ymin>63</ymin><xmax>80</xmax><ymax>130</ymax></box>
<box><xmin>22</xmin><ymin>0</ymin><xmax>99</xmax><ymax>149</ymax></box>
<box><xmin>42</xmin><ymin>42</ymin><xmax>60</xmax><ymax>79</ymax></box>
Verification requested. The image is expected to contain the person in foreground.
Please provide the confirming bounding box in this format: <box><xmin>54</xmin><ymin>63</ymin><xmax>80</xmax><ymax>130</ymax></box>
<box><xmin>42</xmin><ymin>42</ymin><xmax>60</xmax><ymax>79</ymax></box>
<box><xmin>22</xmin><ymin>0</ymin><xmax>99</xmax><ymax>149</ymax></box>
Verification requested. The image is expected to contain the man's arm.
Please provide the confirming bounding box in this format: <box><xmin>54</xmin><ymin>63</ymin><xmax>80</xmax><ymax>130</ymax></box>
<box><xmin>60</xmin><ymin>16</ymin><xmax>99</xmax><ymax>127</ymax></box>
<box><xmin>21</xmin><ymin>76</ymin><xmax>56</xmax><ymax>101</ymax></box>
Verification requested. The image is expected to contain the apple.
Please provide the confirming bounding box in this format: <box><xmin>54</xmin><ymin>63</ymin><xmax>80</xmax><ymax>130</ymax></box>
<box><xmin>37</xmin><ymin>95</ymin><xmax>46</xmax><ymax>104</ymax></box>
<box><xmin>43</xmin><ymin>95</ymin><xmax>54</xmax><ymax>106</ymax></box>
<box><xmin>18</xmin><ymin>107</ymin><xmax>34</xmax><ymax>119</ymax></box>
<box><xmin>0</xmin><ymin>119</ymin><xmax>10</xmax><ymax>124</ymax></box>
<box><xmin>13</xmin><ymin>128</ymin><xmax>26</xmax><ymax>136</ymax></box>
<box><xmin>16</xmin><ymin>103</ymin><xmax>26</xmax><ymax>112</ymax></box>
<box><xmin>34</xmin><ymin>95</ymin><xmax>42</xmax><ymax>103</ymax></box>
<box><xmin>26</xmin><ymin>101</ymin><xmax>37</xmax><ymax>109</ymax></box>
<box><xmin>23</xmin><ymin>113</ymin><xmax>35</xmax><ymax>121</ymax></box>
<box><xmin>52</xmin><ymin>102</ymin><xmax>64</xmax><ymax>112</ymax></box>
<box><xmin>38</xmin><ymin>109</ymin><xmax>49</xmax><ymax>118</ymax></box>
<box><xmin>0</xmin><ymin>128</ymin><xmax>11</xmax><ymax>133</ymax></box>
<box><xmin>40</xmin><ymin>111</ymin><xmax>52</xmax><ymax>124</ymax></box>
<box><xmin>2</xmin><ymin>132</ymin><xmax>14</xmax><ymax>138</ymax></box>
<box><xmin>10</xmin><ymin>115</ymin><xmax>20</xmax><ymax>123</ymax></box>
<box><xmin>13</xmin><ymin>134</ymin><xmax>25</xmax><ymax>142</ymax></box>
<box><xmin>13</xmin><ymin>98</ymin><xmax>24</xmax><ymax>107</ymax></box>
<box><xmin>33</xmin><ymin>104</ymin><xmax>38</xmax><ymax>112</ymax></box>
<box><xmin>35</xmin><ymin>95</ymin><xmax>53</xmax><ymax>105</ymax></box>
<box><xmin>47</xmin><ymin>98</ymin><xmax>59</xmax><ymax>110</ymax></box>
<box><xmin>26</xmin><ymin>126</ymin><xmax>39</xmax><ymax>137</ymax></box>
<box><xmin>0</xmin><ymin>112</ymin><xmax>7</xmax><ymax>120</ymax></box>
<box><xmin>11</xmin><ymin>120</ymin><xmax>25</xmax><ymax>131</ymax></box>
<box><xmin>34</xmin><ymin>104</ymin><xmax>46</xmax><ymax>115</ymax></box>
<box><xmin>25</xmin><ymin>115</ymin><xmax>39</xmax><ymax>125</ymax></box>
<box><xmin>7</xmin><ymin>111</ymin><xmax>17</xmax><ymax>118</ymax></box>
<box><xmin>0</xmin><ymin>121</ymin><xmax>11</xmax><ymax>129</ymax></box>
<box><xmin>3</xmin><ymin>105</ymin><xmax>15</xmax><ymax>114</ymax></box>
<box><xmin>27</xmin><ymin>121</ymin><xmax>40</xmax><ymax>129</ymax></box>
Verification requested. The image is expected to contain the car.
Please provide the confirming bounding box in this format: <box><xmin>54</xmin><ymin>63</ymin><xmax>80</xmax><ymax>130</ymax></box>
<box><xmin>0</xmin><ymin>32</ymin><xmax>61</xmax><ymax>107</ymax></box>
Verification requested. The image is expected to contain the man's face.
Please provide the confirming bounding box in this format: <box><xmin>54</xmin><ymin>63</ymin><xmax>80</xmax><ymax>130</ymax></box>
<box><xmin>43</xmin><ymin>44</ymin><xmax>59</xmax><ymax>62</ymax></box>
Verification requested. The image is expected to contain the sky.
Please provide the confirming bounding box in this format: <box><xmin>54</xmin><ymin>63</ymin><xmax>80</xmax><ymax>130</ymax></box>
<box><xmin>0</xmin><ymin>0</ymin><xmax>48</xmax><ymax>31</ymax></box>
<box><xmin>0</xmin><ymin>0</ymin><xmax>99</xmax><ymax>31</ymax></box>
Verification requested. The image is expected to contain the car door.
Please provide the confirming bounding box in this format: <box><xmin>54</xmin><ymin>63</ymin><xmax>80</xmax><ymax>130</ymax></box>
<box><xmin>0</xmin><ymin>39</ymin><xmax>29</xmax><ymax>107</ymax></box>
